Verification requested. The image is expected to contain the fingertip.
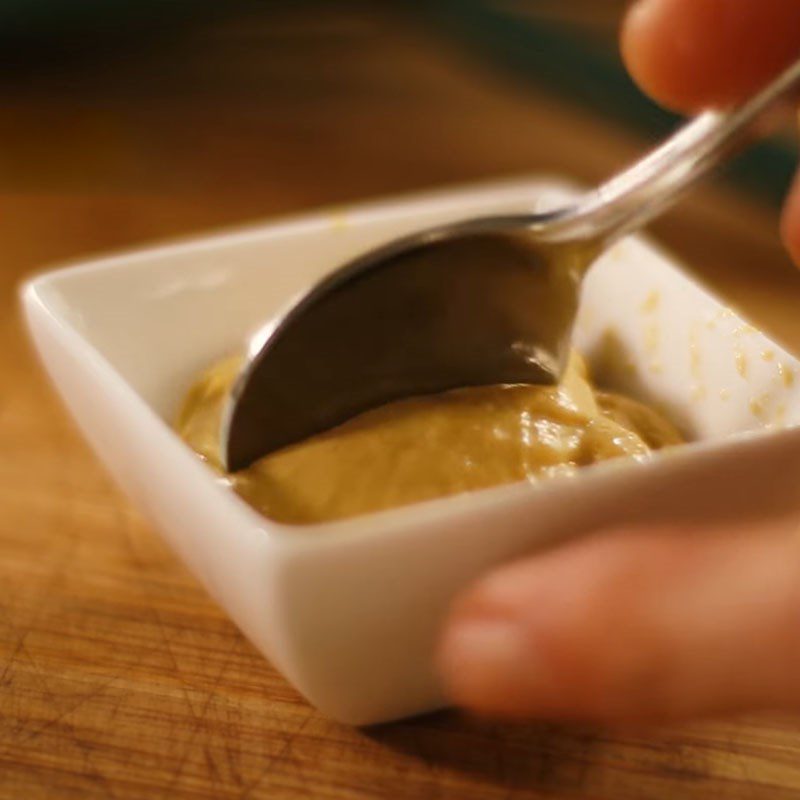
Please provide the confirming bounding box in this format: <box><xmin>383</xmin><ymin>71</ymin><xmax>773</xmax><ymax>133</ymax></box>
<box><xmin>436</xmin><ymin>559</ymin><xmax>563</xmax><ymax>717</ymax></box>
<box><xmin>781</xmin><ymin>169</ymin><xmax>800</xmax><ymax>266</ymax></box>
<box><xmin>622</xmin><ymin>0</ymin><xmax>800</xmax><ymax>112</ymax></box>
<box><xmin>436</xmin><ymin>532</ymin><xmax>657</xmax><ymax>720</ymax></box>
<box><xmin>621</xmin><ymin>0</ymin><xmax>722</xmax><ymax>112</ymax></box>
<box><xmin>621</xmin><ymin>0</ymin><xmax>687</xmax><ymax>112</ymax></box>
<box><xmin>436</xmin><ymin>614</ymin><xmax>537</xmax><ymax>717</ymax></box>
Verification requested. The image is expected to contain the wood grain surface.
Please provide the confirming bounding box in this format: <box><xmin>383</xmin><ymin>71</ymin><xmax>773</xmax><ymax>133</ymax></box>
<box><xmin>4</xmin><ymin>4</ymin><xmax>800</xmax><ymax>798</ymax></box>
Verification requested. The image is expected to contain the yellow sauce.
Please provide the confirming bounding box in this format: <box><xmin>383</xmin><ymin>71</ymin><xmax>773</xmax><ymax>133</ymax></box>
<box><xmin>177</xmin><ymin>353</ymin><xmax>682</xmax><ymax>525</ymax></box>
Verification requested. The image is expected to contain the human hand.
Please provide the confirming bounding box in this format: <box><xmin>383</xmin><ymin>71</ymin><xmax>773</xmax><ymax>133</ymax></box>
<box><xmin>437</xmin><ymin>0</ymin><xmax>800</xmax><ymax>725</ymax></box>
<box><xmin>622</xmin><ymin>0</ymin><xmax>800</xmax><ymax>263</ymax></box>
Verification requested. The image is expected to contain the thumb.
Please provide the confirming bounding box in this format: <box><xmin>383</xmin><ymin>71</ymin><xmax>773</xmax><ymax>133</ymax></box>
<box><xmin>437</xmin><ymin>521</ymin><xmax>800</xmax><ymax>724</ymax></box>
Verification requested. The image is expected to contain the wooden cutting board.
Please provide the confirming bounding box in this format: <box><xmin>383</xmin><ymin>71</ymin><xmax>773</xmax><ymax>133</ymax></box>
<box><xmin>4</xmin><ymin>4</ymin><xmax>800</xmax><ymax>798</ymax></box>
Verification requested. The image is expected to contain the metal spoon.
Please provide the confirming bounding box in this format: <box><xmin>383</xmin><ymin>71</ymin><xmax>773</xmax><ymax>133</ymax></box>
<box><xmin>223</xmin><ymin>57</ymin><xmax>800</xmax><ymax>471</ymax></box>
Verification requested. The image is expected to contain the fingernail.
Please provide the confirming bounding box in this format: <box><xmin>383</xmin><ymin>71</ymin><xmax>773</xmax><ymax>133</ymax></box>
<box><xmin>439</xmin><ymin>617</ymin><xmax>534</xmax><ymax>710</ymax></box>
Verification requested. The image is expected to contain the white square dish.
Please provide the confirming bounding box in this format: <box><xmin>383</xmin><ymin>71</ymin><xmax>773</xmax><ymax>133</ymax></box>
<box><xmin>22</xmin><ymin>178</ymin><xmax>800</xmax><ymax>725</ymax></box>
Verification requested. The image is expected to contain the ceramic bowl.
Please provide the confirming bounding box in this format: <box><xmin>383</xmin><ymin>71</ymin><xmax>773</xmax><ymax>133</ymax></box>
<box><xmin>22</xmin><ymin>178</ymin><xmax>800</xmax><ymax>725</ymax></box>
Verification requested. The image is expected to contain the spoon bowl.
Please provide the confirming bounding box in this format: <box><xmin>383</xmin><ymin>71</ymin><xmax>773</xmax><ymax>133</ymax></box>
<box><xmin>223</xmin><ymin>224</ymin><xmax>593</xmax><ymax>469</ymax></box>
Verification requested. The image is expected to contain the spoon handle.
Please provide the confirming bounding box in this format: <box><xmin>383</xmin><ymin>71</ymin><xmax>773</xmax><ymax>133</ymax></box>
<box><xmin>547</xmin><ymin>56</ymin><xmax>800</xmax><ymax>247</ymax></box>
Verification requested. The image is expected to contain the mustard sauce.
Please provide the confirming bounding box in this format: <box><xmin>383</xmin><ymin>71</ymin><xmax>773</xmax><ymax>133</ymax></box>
<box><xmin>177</xmin><ymin>353</ymin><xmax>682</xmax><ymax>524</ymax></box>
